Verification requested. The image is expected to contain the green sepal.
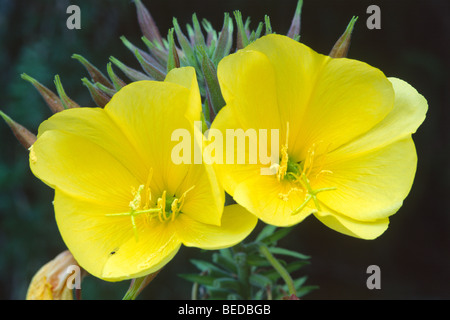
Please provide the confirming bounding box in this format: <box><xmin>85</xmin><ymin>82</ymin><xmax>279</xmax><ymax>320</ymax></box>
<box><xmin>109</xmin><ymin>56</ymin><xmax>151</xmax><ymax>81</ymax></box>
<box><xmin>54</xmin><ymin>75</ymin><xmax>80</xmax><ymax>109</ymax></box>
<box><xmin>21</xmin><ymin>73</ymin><xmax>64</xmax><ymax>113</ymax></box>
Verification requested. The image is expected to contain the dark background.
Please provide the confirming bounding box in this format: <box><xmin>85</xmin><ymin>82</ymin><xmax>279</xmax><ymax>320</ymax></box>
<box><xmin>0</xmin><ymin>0</ymin><xmax>448</xmax><ymax>300</ymax></box>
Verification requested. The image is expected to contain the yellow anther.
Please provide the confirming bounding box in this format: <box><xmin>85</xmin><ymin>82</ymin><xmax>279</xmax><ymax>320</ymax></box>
<box><xmin>277</xmin><ymin>122</ymin><xmax>290</xmax><ymax>182</ymax></box>
<box><xmin>129</xmin><ymin>185</ymin><xmax>145</xmax><ymax>211</ymax></box>
<box><xmin>143</xmin><ymin>168</ymin><xmax>153</xmax><ymax>209</ymax></box>
<box><xmin>157</xmin><ymin>191</ymin><xmax>167</xmax><ymax>222</ymax></box>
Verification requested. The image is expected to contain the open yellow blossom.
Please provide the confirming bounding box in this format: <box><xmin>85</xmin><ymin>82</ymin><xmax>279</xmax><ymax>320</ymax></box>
<box><xmin>211</xmin><ymin>34</ymin><xmax>427</xmax><ymax>239</ymax></box>
<box><xmin>29</xmin><ymin>67</ymin><xmax>257</xmax><ymax>281</ymax></box>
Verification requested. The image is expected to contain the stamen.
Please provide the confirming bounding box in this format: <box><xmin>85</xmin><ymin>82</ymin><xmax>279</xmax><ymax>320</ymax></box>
<box><xmin>277</xmin><ymin>122</ymin><xmax>290</xmax><ymax>182</ymax></box>
<box><xmin>143</xmin><ymin>168</ymin><xmax>153</xmax><ymax>209</ymax></box>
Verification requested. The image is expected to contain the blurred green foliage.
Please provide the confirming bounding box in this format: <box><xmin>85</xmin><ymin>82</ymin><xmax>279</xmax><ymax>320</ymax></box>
<box><xmin>0</xmin><ymin>0</ymin><xmax>448</xmax><ymax>300</ymax></box>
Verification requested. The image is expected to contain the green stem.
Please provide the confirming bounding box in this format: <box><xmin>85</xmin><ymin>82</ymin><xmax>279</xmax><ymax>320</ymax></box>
<box><xmin>259</xmin><ymin>244</ymin><xmax>296</xmax><ymax>296</ymax></box>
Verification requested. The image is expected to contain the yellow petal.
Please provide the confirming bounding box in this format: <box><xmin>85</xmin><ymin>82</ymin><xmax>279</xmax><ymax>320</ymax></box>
<box><xmin>224</xmin><ymin>34</ymin><xmax>394</xmax><ymax>160</ymax></box>
<box><xmin>313</xmin><ymin>205</ymin><xmax>390</xmax><ymax>240</ymax></box>
<box><xmin>174</xmin><ymin>204</ymin><xmax>257</xmax><ymax>249</ymax></box>
<box><xmin>26</xmin><ymin>250</ymin><xmax>80</xmax><ymax>300</ymax></box>
<box><xmin>164</xmin><ymin>67</ymin><xmax>202</xmax><ymax>122</ymax></box>
<box><xmin>316</xmin><ymin>137</ymin><xmax>417</xmax><ymax>221</ymax></box>
<box><xmin>217</xmin><ymin>49</ymin><xmax>281</xmax><ymax>132</ymax></box>
<box><xmin>30</xmin><ymin>130</ymin><xmax>139</xmax><ymax>206</ymax></box>
<box><xmin>332</xmin><ymin>77</ymin><xmax>428</xmax><ymax>156</ymax></box>
<box><xmin>36</xmin><ymin>107</ymin><xmax>146</xmax><ymax>182</ymax></box>
<box><xmin>53</xmin><ymin>189</ymin><xmax>182</xmax><ymax>281</ymax></box>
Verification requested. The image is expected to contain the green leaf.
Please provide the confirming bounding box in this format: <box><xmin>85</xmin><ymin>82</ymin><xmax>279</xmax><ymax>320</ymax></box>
<box><xmin>213</xmin><ymin>277</ymin><xmax>242</xmax><ymax>292</ymax></box>
<box><xmin>261</xmin><ymin>226</ymin><xmax>294</xmax><ymax>245</ymax></box>
<box><xmin>268</xmin><ymin>247</ymin><xmax>311</xmax><ymax>260</ymax></box>
<box><xmin>178</xmin><ymin>273</ymin><xmax>215</xmax><ymax>286</ymax></box>
<box><xmin>262</xmin><ymin>260</ymin><xmax>309</xmax><ymax>282</ymax></box>
<box><xmin>249</xmin><ymin>273</ymin><xmax>272</xmax><ymax>289</ymax></box>
<box><xmin>190</xmin><ymin>259</ymin><xmax>230</xmax><ymax>278</ymax></box>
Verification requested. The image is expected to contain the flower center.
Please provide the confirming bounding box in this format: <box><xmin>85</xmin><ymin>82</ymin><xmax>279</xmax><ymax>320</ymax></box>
<box><xmin>275</xmin><ymin>123</ymin><xmax>337</xmax><ymax>215</ymax></box>
<box><xmin>105</xmin><ymin>168</ymin><xmax>195</xmax><ymax>241</ymax></box>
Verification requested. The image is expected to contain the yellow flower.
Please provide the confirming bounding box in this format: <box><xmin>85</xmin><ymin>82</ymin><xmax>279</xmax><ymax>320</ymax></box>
<box><xmin>29</xmin><ymin>67</ymin><xmax>257</xmax><ymax>281</ymax></box>
<box><xmin>26</xmin><ymin>250</ymin><xmax>82</xmax><ymax>300</ymax></box>
<box><xmin>211</xmin><ymin>34</ymin><xmax>427</xmax><ymax>239</ymax></box>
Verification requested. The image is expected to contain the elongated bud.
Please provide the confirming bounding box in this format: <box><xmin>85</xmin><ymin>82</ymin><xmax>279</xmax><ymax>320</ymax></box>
<box><xmin>72</xmin><ymin>54</ymin><xmax>113</xmax><ymax>89</ymax></box>
<box><xmin>199</xmin><ymin>46</ymin><xmax>226</xmax><ymax>119</ymax></box>
<box><xmin>167</xmin><ymin>29</ymin><xmax>180</xmax><ymax>72</ymax></box>
<box><xmin>202</xmin><ymin>19</ymin><xmax>217</xmax><ymax>48</ymax></box>
<box><xmin>141</xmin><ymin>36</ymin><xmax>168</xmax><ymax>67</ymax></box>
<box><xmin>265</xmin><ymin>15</ymin><xmax>273</xmax><ymax>35</ymax></box>
<box><xmin>249</xmin><ymin>21</ymin><xmax>264</xmax><ymax>43</ymax></box>
<box><xmin>134</xmin><ymin>49</ymin><xmax>166</xmax><ymax>80</ymax></box>
<box><xmin>26</xmin><ymin>250</ymin><xmax>86</xmax><ymax>300</ymax></box>
<box><xmin>110</xmin><ymin>56</ymin><xmax>151</xmax><ymax>81</ymax></box>
<box><xmin>21</xmin><ymin>74</ymin><xmax>64</xmax><ymax>113</ymax></box>
<box><xmin>173</xmin><ymin>17</ymin><xmax>198</xmax><ymax>69</ymax></box>
<box><xmin>120</xmin><ymin>36</ymin><xmax>164</xmax><ymax>70</ymax></box>
<box><xmin>95</xmin><ymin>82</ymin><xmax>116</xmax><ymax>97</ymax></box>
<box><xmin>107</xmin><ymin>63</ymin><xmax>127</xmax><ymax>90</ymax></box>
<box><xmin>212</xmin><ymin>13</ymin><xmax>234</xmax><ymax>65</ymax></box>
<box><xmin>192</xmin><ymin>13</ymin><xmax>206</xmax><ymax>49</ymax></box>
<box><xmin>134</xmin><ymin>0</ymin><xmax>163</xmax><ymax>47</ymax></box>
<box><xmin>287</xmin><ymin>0</ymin><xmax>303</xmax><ymax>40</ymax></box>
<box><xmin>54</xmin><ymin>75</ymin><xmax>80</xmax><ymax>109</ymax></box>
<box><xmin>81</xmin><ymin>78</ymin><xmax>111</xmax><ymax>107</ymax></box>
<box><xmin>0</xmin><ymin>110</ymin><xmax>36</xmax><ymax>149</ymax></box>
<box><xmin>123</xmin><ymin>271</ymin><xmax>160</xmax><ymax>300</ymax></box>
<box><xmin>329</xmin><ymin>16</ymin><xmax>358</xmax><ymax>58</ymax></box>
<box><xmin>234</xmin><ymin>11</ymin><xmax>249</xmax><ymax>50</ymax></box>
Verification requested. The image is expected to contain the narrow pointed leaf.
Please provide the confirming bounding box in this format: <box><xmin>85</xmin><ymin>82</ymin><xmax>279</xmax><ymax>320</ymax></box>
<box><xmin>268</xmin><ymin>247</ymin><xmax>311</xmax><ymax>260</ymax></box>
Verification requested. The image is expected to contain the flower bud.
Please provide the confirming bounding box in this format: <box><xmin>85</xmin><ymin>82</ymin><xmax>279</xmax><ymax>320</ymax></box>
<box><xmin>26</xmin><ymin>250</ymin><xmax>85</xmax><ymax>300</ymax></box>
<box><xmin>54</xmin><ymin>75</ymin><xmax>81</xmax><ymax>109</ymax></box>
<box><xmin>0</xmin><ymin>111</ymin><xmax>36</xmax><ymax>149</ymax></box>
<box><xmin>110</xmin><ymin>56</ymin><xmax>151</xmax><ymax>82</ymax></box>
<box><xmin>329</xmin><ymin>16</ymin><xmax>358</xmax><ymax>58</ymax></box>
<box><xmin>72</xmin><ymin>54</ymin><xmax>113</xmax><ymax>89</ymax></box>
<box><xmin>134</xmin><ymin>0</ymin><xmax>163</xmax><ymax>47</ymax></box>
<box><xmin>21</xmin><ymin>73</ymin><xmax>64</xmax><ymax>113</ymax></box>
<box><xmin>81</xmin><ymin>78</ymin><xmax>112</xmax><ymax>107</ymax></box>
<box><xmin>107</xmin><ymin>63</ymin><xmax>127</xmax><ymax>90</ymax></box>
<box><xmin>287</xmin><ymin>0</ymin><xmax>303</xmax><ymax>40</ymax></box>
